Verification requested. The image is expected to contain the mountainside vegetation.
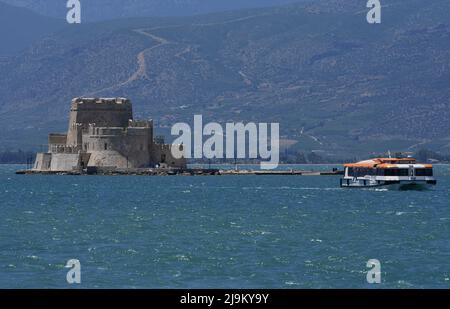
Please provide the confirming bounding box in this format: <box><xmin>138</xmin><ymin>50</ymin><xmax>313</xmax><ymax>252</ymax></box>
<box><xmin>0</xmin><ymin>1</ymin><xmax>65</xmax><ymax>56</ymax></box>
<box><xmin>0</xmin><ymin>0</ymin><xmax>449</xmax><ymax>158</ymax></box>
<box><xmin>0</xmin><ymin>0</ymin><xmax>301</xmax><ymax>21</ymax></box>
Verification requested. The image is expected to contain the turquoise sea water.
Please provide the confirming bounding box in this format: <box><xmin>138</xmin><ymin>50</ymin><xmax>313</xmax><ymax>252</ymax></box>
<box><xmin>0</xmin><ymin>164</ymin><xmax>449</xmax><ymax>288</ymax></box>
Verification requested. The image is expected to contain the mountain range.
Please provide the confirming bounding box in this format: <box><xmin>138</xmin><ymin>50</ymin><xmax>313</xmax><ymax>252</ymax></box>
<box><xmin>0</xmin><ymin>1</ymin><xmax>65</xmax><ymax>56</ymax></box>
<box><xmin>0</xmin><ymin>0</ymin><xmax>449</xmax><ymax>158</ymax></box>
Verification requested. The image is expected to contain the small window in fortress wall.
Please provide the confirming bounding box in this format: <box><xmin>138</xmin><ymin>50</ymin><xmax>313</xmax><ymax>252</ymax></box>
<box><xmin>104</xmin><ymin>143</ymin><xmax>108</xmax><ymax>150</ymax></box>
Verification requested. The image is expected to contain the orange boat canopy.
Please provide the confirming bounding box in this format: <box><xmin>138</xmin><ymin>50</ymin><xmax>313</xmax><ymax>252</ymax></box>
<box><xmin>344</xmin><ymin>158</ymin><xmax>432</xmax><ymax>169</ymax></box>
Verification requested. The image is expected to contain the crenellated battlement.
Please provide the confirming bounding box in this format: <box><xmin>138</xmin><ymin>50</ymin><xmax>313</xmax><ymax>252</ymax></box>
<box><xmin>70</xmin><ymin>97</ymin><xmax>132</xmax><ymax>111</ymax></box>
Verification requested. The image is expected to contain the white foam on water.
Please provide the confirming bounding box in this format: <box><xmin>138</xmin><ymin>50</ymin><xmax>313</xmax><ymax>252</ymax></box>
<box><xmin>285</xmin><ymin>281</ymin><xmax>299</xmax><ymax>286</ymax></box>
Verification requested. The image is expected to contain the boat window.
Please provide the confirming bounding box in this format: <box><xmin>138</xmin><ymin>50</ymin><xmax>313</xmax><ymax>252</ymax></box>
<box><xmin>415</xmin><ymin>168</ymin><xmax>433</xmax><ymax>176</ymax></box>
<box><xmin>347</xmin><ymin>167</ymin><xmax>354</xmax><ymax>176</ymax></box>
<box><xmin>347</xmin><ymin>167</ymin><xmax>376</xmax><ymax>177</ymax></box>
<box><xmin>382</xmin><ymin>169</ymin><xmax>409</xmax><ymax>176</ymax></box>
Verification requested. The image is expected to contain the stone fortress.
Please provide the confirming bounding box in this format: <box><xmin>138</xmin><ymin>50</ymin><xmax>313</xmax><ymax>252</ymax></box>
<box><xmin>33</xmin><ymin>97</ymin><xmax>186</xmax><ymax>173</ymax></box>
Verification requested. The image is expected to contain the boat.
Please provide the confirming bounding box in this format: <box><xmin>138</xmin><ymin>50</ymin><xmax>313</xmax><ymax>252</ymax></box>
<box><xmin>340</xmin><ymin>157</ymin><xmax>437</xmax><ymax>190</ymax></box>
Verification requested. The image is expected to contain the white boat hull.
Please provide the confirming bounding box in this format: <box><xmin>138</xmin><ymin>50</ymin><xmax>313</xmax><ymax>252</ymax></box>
<box><xmin>340</xmin><ymin>178</ymin><xmax>436</xmax><ymax>190</ymax></box>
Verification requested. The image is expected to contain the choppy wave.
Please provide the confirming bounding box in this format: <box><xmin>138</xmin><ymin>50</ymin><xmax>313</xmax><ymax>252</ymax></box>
<box><xmin>0</xmin><ymin>164</ymin><xmax>449</xmax><ymax>288</ymax></box>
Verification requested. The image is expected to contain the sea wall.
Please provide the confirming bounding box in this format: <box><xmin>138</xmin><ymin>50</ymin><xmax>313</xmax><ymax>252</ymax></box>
<box><xmin>83</xmin><ymin>126</ymin><xmax>153</xmax><ymax>168</ymax></box>
<box><xmin>33</xmin><ymin>153</ymin><xmax>81</xmax><ymax>172</ymax></box>
<box><xmin>49</xmin><ymin>153</ymin><xmax>81</xmax><ymax>172</ymax></box>
<box><xmin>33</xmin><ymin>153</ymin><xmax>52</xmax><ymax>171</ymax></box>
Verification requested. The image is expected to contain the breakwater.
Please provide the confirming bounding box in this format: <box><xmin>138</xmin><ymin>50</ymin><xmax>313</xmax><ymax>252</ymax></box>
<box><xmin>16</xmin><ymin>167</ymin><xmax>343</xmax><ymax>176</ymax></box>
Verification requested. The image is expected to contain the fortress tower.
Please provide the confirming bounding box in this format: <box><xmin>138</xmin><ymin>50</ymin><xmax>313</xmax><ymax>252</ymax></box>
<box><xmin>66</xmin><ymin>97</ymin><xmax>133</xmax><ymax>147</ymax></box>
<box><xmin>33</xmin><ymin>98</ymin><xmax>186</xmax><ymax>172</ymax></box>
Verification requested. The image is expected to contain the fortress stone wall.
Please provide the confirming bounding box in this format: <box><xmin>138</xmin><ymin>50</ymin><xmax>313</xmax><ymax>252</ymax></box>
<box><xmin>33</xmin><ymin>98</ymin><xmax>186</xmax><ymax>172</ymax></box>
<box><xmin>66</xmin><ymin>98</ymin><xmax>133</xmax><ymax>148</ymax></box>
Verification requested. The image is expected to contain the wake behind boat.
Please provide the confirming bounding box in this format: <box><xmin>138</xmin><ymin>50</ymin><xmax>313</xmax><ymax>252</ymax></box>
<box><xmin>340</xmin><ymin>157</ymin><xmax>437</xmax><ymax>190</ymax></box>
